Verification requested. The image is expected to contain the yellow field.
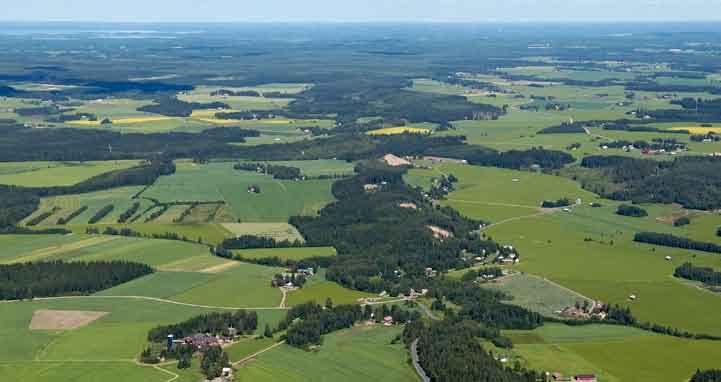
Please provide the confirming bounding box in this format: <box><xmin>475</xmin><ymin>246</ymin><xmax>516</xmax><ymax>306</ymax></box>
<box><xmin>671</xmin><ymin>126</ymin><xmax>721</xmax><ymax>134</ymax></box>
<box><xmin>366</xmin><ymin>127</ymin><xmax>431</xmax><ymax>136</ymax></box>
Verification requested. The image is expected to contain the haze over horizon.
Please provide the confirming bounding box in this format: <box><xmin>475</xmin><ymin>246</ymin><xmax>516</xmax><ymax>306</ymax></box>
<box><xmin>4</xmin><ymin>0</ymin><xmax>721</xmax><ymax>23</ymax></box>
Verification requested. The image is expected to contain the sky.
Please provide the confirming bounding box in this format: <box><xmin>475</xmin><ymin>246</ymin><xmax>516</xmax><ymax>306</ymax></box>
<box><xmin>3</xmin><ymin>0</ymin><xmax>721</xmax><ymax>23</ymax></box>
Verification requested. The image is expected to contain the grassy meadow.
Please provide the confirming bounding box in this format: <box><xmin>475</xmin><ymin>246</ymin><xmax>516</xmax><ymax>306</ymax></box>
<box><xmin>235</xmin><ymin>326</ymin><xmax>417</xmax><ymax>382</ymax></box>
<box><xmin>0</xmin><ymin>160</ymin><xmax>141</xmax><ymax>187</ymax></box>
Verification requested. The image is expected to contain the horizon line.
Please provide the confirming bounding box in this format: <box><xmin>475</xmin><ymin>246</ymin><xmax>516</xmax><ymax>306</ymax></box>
<box><xmin>2</xmin><ymin>19</ymin><xmax>721</xmax><ymax>24</ymax></box>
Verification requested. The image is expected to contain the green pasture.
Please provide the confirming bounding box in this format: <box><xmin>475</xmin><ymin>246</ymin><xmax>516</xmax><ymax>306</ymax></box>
<box><xmin>221</xmin><ymin>222</ymin><xmax>305</xmax><ymax>242</ymax></box>
<box><xmin>0</xmin><ymin>160</ymin><xmax>140</xmax><ymax>187</ymax></box>
<box><xmin>286</xmin><ymin>275</ymin><xmax>375</xmax><ymax>307</ymax></box>
<box><xmin>235</xmin><ymin>326</ymin><xmax>416</xmax><ymax>382</ymax></box>
<box><xmin>506</xmin><ymin>324</ymin><xmax>721</xmax><ymax>382</ymax></box>
<box><xmin>142</xmin><ymin>161</ymin><xmax>335</xmax><ymax>222</ymax></box>
<box><xmin>486</xmin><ymin>203</ymin><xmax>721</xmax><ymax>336</ymax></box>
<box><xmin>171</xmin><ymin>262</ymin><xmax>285</xmax><ymax>308</ymax></box>
<box><xmin>405</xmin><ymin>163</ymin><xmax>599</xmax><ymax>221</ymax></box>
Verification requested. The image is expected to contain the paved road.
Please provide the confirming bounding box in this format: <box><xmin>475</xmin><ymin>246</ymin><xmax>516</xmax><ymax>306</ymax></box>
<box><xmin>410</xmin><ymin>339</ymin><xmax>430</xmax><ymax>382</ymax></box>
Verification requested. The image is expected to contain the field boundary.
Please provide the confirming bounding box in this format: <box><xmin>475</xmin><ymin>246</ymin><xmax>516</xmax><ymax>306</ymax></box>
<box><xmin>0</xmin><ymin>295</ymin><xmax>289</xmax><ymax>310</ymax></box>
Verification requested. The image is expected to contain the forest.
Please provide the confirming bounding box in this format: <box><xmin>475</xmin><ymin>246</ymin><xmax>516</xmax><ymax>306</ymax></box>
<box><xmin>578</xmin><ymin>155</ymin><xmax>721</xmax><ymax>210</ymax></box>
<box><xmin>291</xmin><ymin>161</ymin><xmax>499</xmax><ymax>293</ymax></box>
<box><xmin>405</xmin><ymin>320</ymin><xmax>539</xmax><ymax>382</ymax></box>
<box><xmin>0</xmin><ymin>261</ymin><xmax>153</xmax><ymax>300</ymax></box>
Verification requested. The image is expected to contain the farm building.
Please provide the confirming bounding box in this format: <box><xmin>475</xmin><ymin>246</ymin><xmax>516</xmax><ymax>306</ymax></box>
<box><xmin>184</xmin><ymin>334</ymin><xmax>219</xmax><ymax>351</ymax></box>
<box><xmin>383</xmin><ymin>316</ymin><xmax>394</xmax><ymax>326</ymax></box>
<box><xmin>574</xmin><ymin>374</ymin><xmax>597</xmax><ymax>382</ymax></box>
<box><xmin>364</xmin><ymin>183</ymin><xmax>380</xmax><ymax>193</ymax></box>
<box><xmin>382</xmin><ymin>154</ymin><xmax>412</xmax><ymax>167</ymax></box>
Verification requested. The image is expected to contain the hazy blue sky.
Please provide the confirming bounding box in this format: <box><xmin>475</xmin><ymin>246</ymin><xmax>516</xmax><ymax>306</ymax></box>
<box><xmin>3</xmin><ymin>0</ymin><xmax>721</xmax><ymax>22</ymax></box>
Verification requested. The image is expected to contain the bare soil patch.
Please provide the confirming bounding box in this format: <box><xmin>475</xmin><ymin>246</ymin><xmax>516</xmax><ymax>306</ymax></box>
<box><xmin>29</xmin><ymin>309</ymin><xmax>109</xmax><ymax>330</ymax></box>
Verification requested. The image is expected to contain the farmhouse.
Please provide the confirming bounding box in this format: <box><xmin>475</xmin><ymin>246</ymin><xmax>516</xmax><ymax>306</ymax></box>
<box><xmin>383</xmin><ymin>316</ymin><xmax>394</xmax><ymax>326</ymax></box>
<box><xmin>184</xmin><ymin>334</ymin><xmax>219</xmax><ymax>351</ymax></box>
<box><xmin>382</xmin><ymin>153</ymin><xmax>412</xmax><ymax>167</ymax></box>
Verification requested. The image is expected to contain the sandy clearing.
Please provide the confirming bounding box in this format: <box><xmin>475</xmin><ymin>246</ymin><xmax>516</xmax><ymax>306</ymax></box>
<box><xmin>29</xmin><ymin>309</ymin><xmax>109</xmax><ymax>330</ymax></box>
<box><xmin>198</xmin><ymin>260</ymin><xmax>241</xmax><ymax>274</ymax></box>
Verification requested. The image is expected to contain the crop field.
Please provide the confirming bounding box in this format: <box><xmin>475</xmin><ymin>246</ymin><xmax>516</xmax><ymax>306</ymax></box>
<box><xmin>0</xmin><ymin>233</ymin><xmax>214</xmax><ymax>269</ymax></box>
<box><xmin>505</xmin><ymin>324</ymin><xmax>721</xmax><ymax>382</ymax></box>
<box><xmin>226</xmin><ymin>337</ymin><xmax>277</xmax><ymax>362</ymax></box>
<box><xmin>235</xmin><ymin>326</ymin><xmax>417</xmax><ymax>382</ymax></box>
<box><xmin>0</xmin><ymin>297</ymin><xmax>285</xmax><ymax>381</ymax></box>
<box><xmin>221</xmin><ymin>223</ymin><xmax>305</xmax><ymax>242</ymax></box>
<box><xmin>482</xmin><ymin>273</ymin><xmax>594</xmax><ymax>317</ymax></box>
<box><xmin>178</xmin><ymin>85</ymin><xmax>301</xmax><ymax>110</ymax></box>
<box><xmin>366</xmin><ymin>126</ymin><xmax>432</xmax><ymax>135</ymax></box>
<box><xmin>405</xmin><ymin>163</ymin><xmax>599</xmax><ymax>221</ymax></box>
<box><xmin>0</xmin><ymin>160</ymin><xmax>140</xmax><ymax>187</ymax></box>
<box><xmin>286</xmin><ymin>273</ymin><xmax>375</xmax><ymax>307</ymax></box>
<box><xmin>486</xmin><ymin>203</ymin><xmax>721</xmax><ymax>336</ymax></box>
<box><xmin>171</xmin><ymin>262</ymin><xmax>285</xmax><ymax>308</ymax></box>
<box><xmin>23</xmin><ymin>186</ymin><xmax>148</xmax><ymax>226</ymax></box>
<box><xmin>233</xmin><ymin>246</ymin><xmax>336</xmax><ymax>261</ymax></box>
<box><xmin>141</xmin><ymin>162</ymin><xmax>336</xmax><ymax>222</ymax></box>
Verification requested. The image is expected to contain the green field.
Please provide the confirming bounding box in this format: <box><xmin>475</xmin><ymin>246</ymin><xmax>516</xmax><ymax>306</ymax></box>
<box><xmin>505</xmin><ymin>324</ymin><xmax>721</xmax><ymax>382</ymax></box>
<box><xmin>406</xmin><ymin>163</ymin><xmax>599</xmax><ymax>221</ymax></box>
<box><xmin>286</xmin><ymin>270</ymin><xmax>376</xmax><ymax>306</ymax></box>
<box><xmin>235</xmin><ymin>326</ymin><xmax>417</xmax><ymax>382</ymax></box>
<box><xmin>232</xmin><ymin>247</ymin><xmax>336</xmax><ymax>261</ymax></box>
<box><xmin>140</xmin><ymin>161</ymin><xmax>336</xmax><ymax>222</ymax></box>
<box><xmin>482</xmin><ymin>273</ymin><xmax>594</xmax><ymax>317</ymax></box>
<box><xmin>221</xmin><ymin>223</ymin><xmax>305</xmax><ymax>242</ymax></box>
<box><xmin>486</xmin><ymin>203</ymin><xmax>721</xmax><ymax>336</ymax></box>
<box><xmin>0</xmin><ymin>160</ymin><xmax>141</xmax><ymax>187</ymax></box>
<box><xmin>0</xmin><ymin>297</ymin><xmax>285</xmax><ymax>381</ymax></box>
<box><xmin>0</xmin><ymin>234</ymin><xmax>211</xmax><ymax>268</ymax></box>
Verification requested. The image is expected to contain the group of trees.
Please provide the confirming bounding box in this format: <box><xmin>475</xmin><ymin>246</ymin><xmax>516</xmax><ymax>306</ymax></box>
<box><xmin>616</xmin><ymin>204</ymin><xmax>648</xmax><ymax>217</ymax></box>
<box><xmin>674</xmin><ymin>263</ymin><xmax>721</xmax><ymax>286</ymax></box>
<box><xmin>137</xmin><ymin>97</ymin><xmax>229</xmax><ymax>117</ymax></box>
<box><xmin>57</xmin><ymin>206</ymin><xmax>88</xmax><ymax>225</ymax></box>
<box><xmin>279</xmin><ymin>301</ymin><xmax>417</xmax><ymax>348</ymax></box>
<box><xmin>0</xmin><ymin>261</ymin><xmax>153</xmax><ymax>300</ymax></box>
<box><xmin>117</xmin><ymin>202</ymin><xmax>140</xmax><ymax>223</ymax></box>
<box><xmin>88</xmin><ymin>204</ymin><xmax>114</xmax><ymax>224</ymax></box>
<box><xmin>404</xmin><ymin>320</ymin><xmax>540</xmax><ymax>382</ymax></box>
<box><xmin>234</xmin><ymin>162</ymin><xmax>302</xmax><ymax>180</ymax></box>
<box><xmin>280</xmin><ymin>302</ymin><xmax>364</xmax><ymax>348</ymax></box>
<box><xmin>217</xmin><ymin>235</ymin><xmax>304</xmax><ymax>251</ymax></box>
<box><xmin>291</xmin><ymin>161</ymin><xmax>500</xmax><ymax>293</ymax></box>
<box><xmin>578</xmin><ymin>155</ymin><xmax>721</xmax><ymax>210</ymax></box>
<box><xmin>200</xmin><ymin>346</ymin><xmax>230</xmax><ymax>379</ymax></box>
<box><xmin>541</xmin><ymin>198</ymin><xmax>571</xmax><ymax>208</ymax></box>
<box><xmin>691</xmin><ymin>369</ymin><xmax>721</xmax><ymax>382</ymax></box>
<box><xmin>634</xmin><ymin>232</ymin><xmax>721</xmax><ymax>254</ymax></box>
<box><xmin>147</xmin><ymin>311</ymin><xmax>258</xmax><ymax>343</ymax></box>
<box><xmin>538</xmin><ymin>122</ymin><xmax>587</xmax><ymax>134</ymax></box>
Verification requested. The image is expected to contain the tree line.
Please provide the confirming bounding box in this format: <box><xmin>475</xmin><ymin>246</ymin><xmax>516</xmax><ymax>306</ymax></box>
<box><xmin>578</xmin><ymin>155</ymin><xmax>721</xmax><ymax>210</ymax></box>
<box><xmin>0</xmin><ymin>261</ymin><xmax>153</xmax><ymax>300</ymax></box>
<box><xmin>674</xmin><ymin>263</ymin><xmax>721</xmax><ymax>286</ymax></box>
<box><xmin>147</xmin><ymin>310</ymin><xmax>258</xmax><ymax>342</ymax></box>
<box><xmin>233</xmin><ymin>162</ymin><xmax>302</xmax><ymax>180</ymax></box>
<box><xmin>634</xmin><ymin>232</ymin><xmax>721</xmax><ymax>254</ymax></box>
